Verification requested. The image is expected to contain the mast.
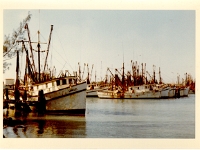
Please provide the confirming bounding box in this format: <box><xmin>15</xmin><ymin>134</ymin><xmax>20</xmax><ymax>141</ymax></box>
<box><xmin>90</xmin><ymin>64</ymin><xmax>94</xmax><ymax>82</ymax></box>
<box><xmin>37</xmin><ymin>30</ymin><xmax>41</xmax><ymax>82</ymax></box>
<box><xmin>86</xmin><ymin>64</ymin><xmax>90</xmax><ymax>84</ymax></box>
<box><xmin>15</xmin><ymin>50</ymin><xmax>19</xmax><ymax>89</ymax></box>
<box><xmin>82</xmin><ymin>63</ymin><xmax>86</xmax><ymax>80</ymax></box>
<box><xmin>153</xmin><ymin>65</ymin><xmax>156</xmax><ymax>84</ymax></box>
<box><xmin>36</xmin><ymin>30</ymin><xmax>47</xmax><ymax>82</ymax></box>
<box><xmin>44</xmin><ymin>25</ymin><xmax>53</xmax><ymax>71</ymax></box>
<box><xmin>144</xmin><ymin>63</ymin><xmax>146</xmax><ymax>84</ymax></box>
<box><xmin>95</xmin><ymin>70</ymin><xmax>96</xmax><ymax>83</ymax></box>
<box><xmin>14</xmin><ymin>50</ymin><xmax>20</xmax><ymax>101</ymax></box>
<box><xmin>24</xmin><ymin>23</ymin><xmax>36</xmax><ymax>73</ymax></box>
<box><xmin>185</xmin><ymin>72</ymin><xmax>188</xmax><ymax>85</ymax></box>
<box><xmin>141</xmin><ymin>63</ymin><xmax>143</xmax><ymax>84</ymax></box>
<box><xmin>122</xmin><ymin>62</ymin><xmax>125</xmax><ymax>91</ymax></box>
<box><xmin>159</xmin><ymin>67</ymin><xmax>162</xmax><ymax>84</ymax></box>
<box><xmin>23</xmin><ymin>40</ymin><xmax>36</xmax><ymax>82</ymax></box>
<box><xmin>78</xmin><ymin>62</ymin><xmax>81</xmax><ymax>81</ymax></box>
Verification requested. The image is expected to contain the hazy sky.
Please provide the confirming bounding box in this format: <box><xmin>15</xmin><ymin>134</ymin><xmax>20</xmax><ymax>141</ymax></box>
<box><xmin>3</xmin><ymin>10</ymin><xmax>195</xmax><ymax>83</ymax></box>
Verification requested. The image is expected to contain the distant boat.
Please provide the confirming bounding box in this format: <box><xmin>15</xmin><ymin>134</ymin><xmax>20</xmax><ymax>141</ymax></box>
<box><xmin>154</xmin><ymin>84</ymin><xmax>170</xmax><ymax>98</ymax></box>
<box><xmin>168</xmin><ymin>86</ymin><xmax>176</xmax><ymax>98</ymax></box>
<box><xmin>86</xmin><ymin>82</ymin><xmax>109</xmax><ymax>97</ymax></box>
<box><xmin>13</xmin><ymin>23</ymin><xmax>86</xmax><ymax>114</ymax></box>
<box><xmin>86</xmin><ymin>83</ymin><xmax>101</xmax><ymax>97</ymax></box>
<box><xmin>182</xmin><ymin>86</ymin><xmax>190</xmax><ymax>97</ymax></box>
<box><xmin>97</xmin><ymin>84</ymin><xmax>162</xmax><ymax>99</ymax></box>
<box><xmin>96</xmin><ymin>63</ymin><xmax>163</xmax><ymax>99</ymax></box>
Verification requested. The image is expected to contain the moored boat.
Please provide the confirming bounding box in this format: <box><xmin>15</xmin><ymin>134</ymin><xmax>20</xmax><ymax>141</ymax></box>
<box><xmin>97</xmin><ymin>84</ymin><xmax>161</xmax><ymax>99</ymax></box>
<box><xmin>168</xmin><ymin>87</ymin><xmax>176</xmax><ymax>98</ymax></box>
<box><xmin>183</xmin><ymin>86</ymin><xmax>190</xmax><ymax>97</ymax></box>
<box><xmin>12</xmin><ymin>23</ymin><xmax>87</xmax><ymax>114</ymax></box>
<box><xmin>86</xmin><ymin>83</ymin><xmax>100</xmax><ymax>97</ymax></box>
<box><xmin>154</xmin><ymin>84</ymin><xmax>170</xmax><ymax>98</ymax></box>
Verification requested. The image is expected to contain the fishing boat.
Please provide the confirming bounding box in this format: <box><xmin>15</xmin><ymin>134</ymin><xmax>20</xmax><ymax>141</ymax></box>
<box><xmin>14</xmin><ymin>23</ymin><xmax>87</xmax><ymax>114</ymax></box>
<box><xmin>86</xmin><ymin>82</ymin><xmax>110</xmax><ymax>97</ymax></box>
<box><xmin>86</xmin><ymin>83</ymin><xmax>100</xmax><ymax>97</ymax></box>
<box><xmin>97</xmin><ymin>84</ymin><xmax>162</xmax><ymax>99</ymax></box>
<box><xmin>182</xmin><ymin>86</ymin><xmax>190</xmax><ymax>97</ymax></box>
<box><xmin>97</xmin><ymin>63</ymin><xmax>165</xmax><ymax>99</ymax></box>
<box><xmin>152</xmin><ymin>84</ymin><xmax>170</xmax><ymax>98</ymax></box>
<box><xmin>168</xmin><ymin>86</ymin><xmax>176</xmax><ymax>98</ymax></box>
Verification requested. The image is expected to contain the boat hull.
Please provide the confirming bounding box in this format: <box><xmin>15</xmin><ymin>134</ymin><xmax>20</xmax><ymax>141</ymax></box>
<box><xmin>86</xmin><ymin>90</ymin><xmax>98</xmax><ymax>97</ymax></box>
<box><xmin>160</xmin><ymin>88</ymin><xmax>169</xmax><ymax>98</ymax></box>
<box><xmin>28</xmin><ymin>82</ymin><xmax>87</xmax><ymax>114</ymax></box>
<box><xmin>168</xmin><ymin>88</ymin><xmax>176</xmax><ymax>98</ymax></box>
<box><xmin>97</xmin><ymin>90</ymin><xmax>161</xmax><ymax>99</ymax></box>
<box><xmin>183</xmin><ymin>87</ymin><xmax>189</xmax><ymax>96</ymax></box>
<box><xmin>45</xmin><ymin>89</ymin><xmax>86</xmax><ymax>114</ymax></box>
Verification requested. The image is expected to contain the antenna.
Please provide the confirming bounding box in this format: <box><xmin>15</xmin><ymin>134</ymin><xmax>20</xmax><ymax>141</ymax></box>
<box><xmin>39</xmin><ymin>9</ymin><xmax>40</xmax><ymax>31</ymax></box>
<box><xmin>122</xmin><ymin>42</ymin><xmax>124</xmax><ymax>63</ymax></box>
<box><xmin>101</xmin><ymin>61</ymin><xmax>102</xmax><ymax>81</ymax></box>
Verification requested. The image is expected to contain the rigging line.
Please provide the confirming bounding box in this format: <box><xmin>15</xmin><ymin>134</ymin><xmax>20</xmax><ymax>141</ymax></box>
<box><xmin>52</xmin><ymin>54</ymin><xmax>65</xmax><ymax>66</ymax></box>
<box><xmin>39</xmin><ymin>9</ymin><xmax>40</xmax><ymax>31</ymax></box>
<box><xmin>50</xmin><ymin>43</ymin><xmax>74</xmax><ymax>71</ymax></box>
<box><xmin>38</xmin><ymin>28</ymin><xmax>74</xmax><ymax>72</ymax></box>
<box><xmin>40</xmin><ymin>33</ymin><xmax>48</xmax><ymax>44</ymax></box>
<box><xmin>53</xmin><ymin>29</ymin><xmax>74</xmax><ymax>70</ymax></box>
<box><xmin>54</xmin><ymin>29</ymin><xmax>67</xmax><ymax>56</ymax></box>
<box><xmin>60</xmin><ymin>61</ymin><xmax>68</xmax><ymax>71</ymax></box>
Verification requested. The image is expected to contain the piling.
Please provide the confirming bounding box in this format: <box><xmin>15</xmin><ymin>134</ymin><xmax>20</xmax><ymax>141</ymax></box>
<box><xmin>5</xmin><ymin>88</ymin><xmax>9</xmax><ymax>100</ymax></box>
<box><xmin>3</xmin><ymin>88</ymin><xmax>9</xmax><ymax>109</ymax></box>
<box><xmin>22</xmin><ymin>90</ymin><xmax>27</xmax><ymax>101</ymax></box>
<box><xmin>14</xmin><ymin>89</ymin><xmax>21</xmax><ymax>111</ymax></box>
<box><xmin>37</xmin><ymin>90</ymin><xmax>46</xmax><ymax>114</ymax></box>
<box><xmin>175</xmin><ymin>88</ymin><xmax>180</xmax><ymax>98</ymax></box>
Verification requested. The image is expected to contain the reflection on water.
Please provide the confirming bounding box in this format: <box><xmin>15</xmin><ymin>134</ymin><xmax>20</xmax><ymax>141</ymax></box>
<box><xmin>3</xmin><ymin>95</ymin><xmax>195</xmax><ymax>138</ymax></box>
<box><xmin>3</xmin><ymin>109</ymin><xmax>86</xmax><ymax>138</ymax></box>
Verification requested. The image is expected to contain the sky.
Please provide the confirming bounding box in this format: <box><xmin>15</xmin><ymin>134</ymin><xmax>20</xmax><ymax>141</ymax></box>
<box><xmin>3</xmin><ymin>9</ymin><xmax>195</xmax><ymax>83</ymax></box>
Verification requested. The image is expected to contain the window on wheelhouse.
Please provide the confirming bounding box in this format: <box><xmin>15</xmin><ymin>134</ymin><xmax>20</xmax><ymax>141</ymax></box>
<box><xmin>69</xmin><ymin>79</ymin><xmax>72</xmax><ymax>84</ymax></box>
<box><xmin>56</xmin><ymin>80</ymin><xmax>60</xmax><ymax>86</ymax></box>
<box><xmin>74</xmin><ymin>79</ymin><xmax>77</xmax><ymax>84</ymax></box>
<box><xmin>62</xmin><ymin>79</ymin><xmax>66</xmax><ymax>85</ymax></box>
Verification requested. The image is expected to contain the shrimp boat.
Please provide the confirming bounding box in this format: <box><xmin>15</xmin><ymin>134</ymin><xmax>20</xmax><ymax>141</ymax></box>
<box><xmin>168</xmin><ymin>86</ymin><xmax>176</xmax><ymax>98</ymax></box>
<box><xmin>97</xmin><ymin>84</ymin><xmax>162</xmax><ymax>99</ymax></box>
<box><xmin>86</xmin><ymin>83</ymin><xmax>100</xmax><ymax>97</ymax></box>
<box><xmin>97</xmin><ymin>63</ymin><xmax>166</xmax><ymax>99</ymax></box>
<box><xmin>180</xmin><ymin>86</ymin><xmax>190</xmax><ymax>97</ymax></box>
<box><xmin>86</xmin><ymin>82</ymin><xmax>109</xmax><ymax>97</ymax></box>
<box><xmin>14</xmin><ymin>23</ymin><xmax>86</xmax><ymax>114</ymax></box>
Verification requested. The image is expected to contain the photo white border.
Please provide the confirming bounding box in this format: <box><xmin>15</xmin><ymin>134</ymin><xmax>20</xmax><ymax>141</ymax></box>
<box><xmin>1</xmin><ymin>0</ymin><xmax>199</xmax><ymax>149</ymax></box>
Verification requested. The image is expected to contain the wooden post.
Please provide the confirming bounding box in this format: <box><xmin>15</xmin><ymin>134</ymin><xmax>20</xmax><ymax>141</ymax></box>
<box><xmin>37</xmin><ymin>90</ymin><xmax>46</xmax><ymax>114</ymax></box>
<box><xmin>5</xmin><ymin>88</ymin><xmax>9</xmax><ymax>100</ymax></box>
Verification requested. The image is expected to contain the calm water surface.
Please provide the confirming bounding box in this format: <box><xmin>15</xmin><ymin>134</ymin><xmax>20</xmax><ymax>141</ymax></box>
<box><xmin>3</xmin><ymin>94</ymin><xmax>195</xmax><ymax>138</ymax></box>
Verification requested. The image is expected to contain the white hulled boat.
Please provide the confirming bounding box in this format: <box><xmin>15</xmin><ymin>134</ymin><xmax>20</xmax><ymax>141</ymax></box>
<box><xmin>22</xmin><ymin>75</ymin><xmax>86</xmax><ymax>113</ymax></box>
<box><xmin>154</xmin><ymin>84</ymin><xmax>170</xmax><ymax>98</ymax></box>
<box><xmin>97</xmin><ymin>84</ymin><xmax>161</xmax><ymax>99</ymax></box>
<box><xmin>13</xmin><ymin>23</ymin><xmax>87</xmax><ymax>114</ymax></box>
<box><xmin>86</xmin><ymin>83</ymin><xmax>101</xmax><ymax>97</ymax></box>
<box><xmin>86</xmin><ymin>82</ymin><xmax>109</xmax><ymax>97</ymax></box>
<box><xmin>183</xmin><ymin>86</ymin><xmax>190</xmax><ymax>97</ymax></box>
<box><xmin>168</xmin><ymin>87</ymin><xmax>176</xmax><ymax>98</ymax></box>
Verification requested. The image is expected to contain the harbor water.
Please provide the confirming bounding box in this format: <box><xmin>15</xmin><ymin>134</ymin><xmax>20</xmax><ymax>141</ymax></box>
<box><xmin>3</xmin><ymin>94</ymin><xmax>195</xmax><ymax>138</ymax></box>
